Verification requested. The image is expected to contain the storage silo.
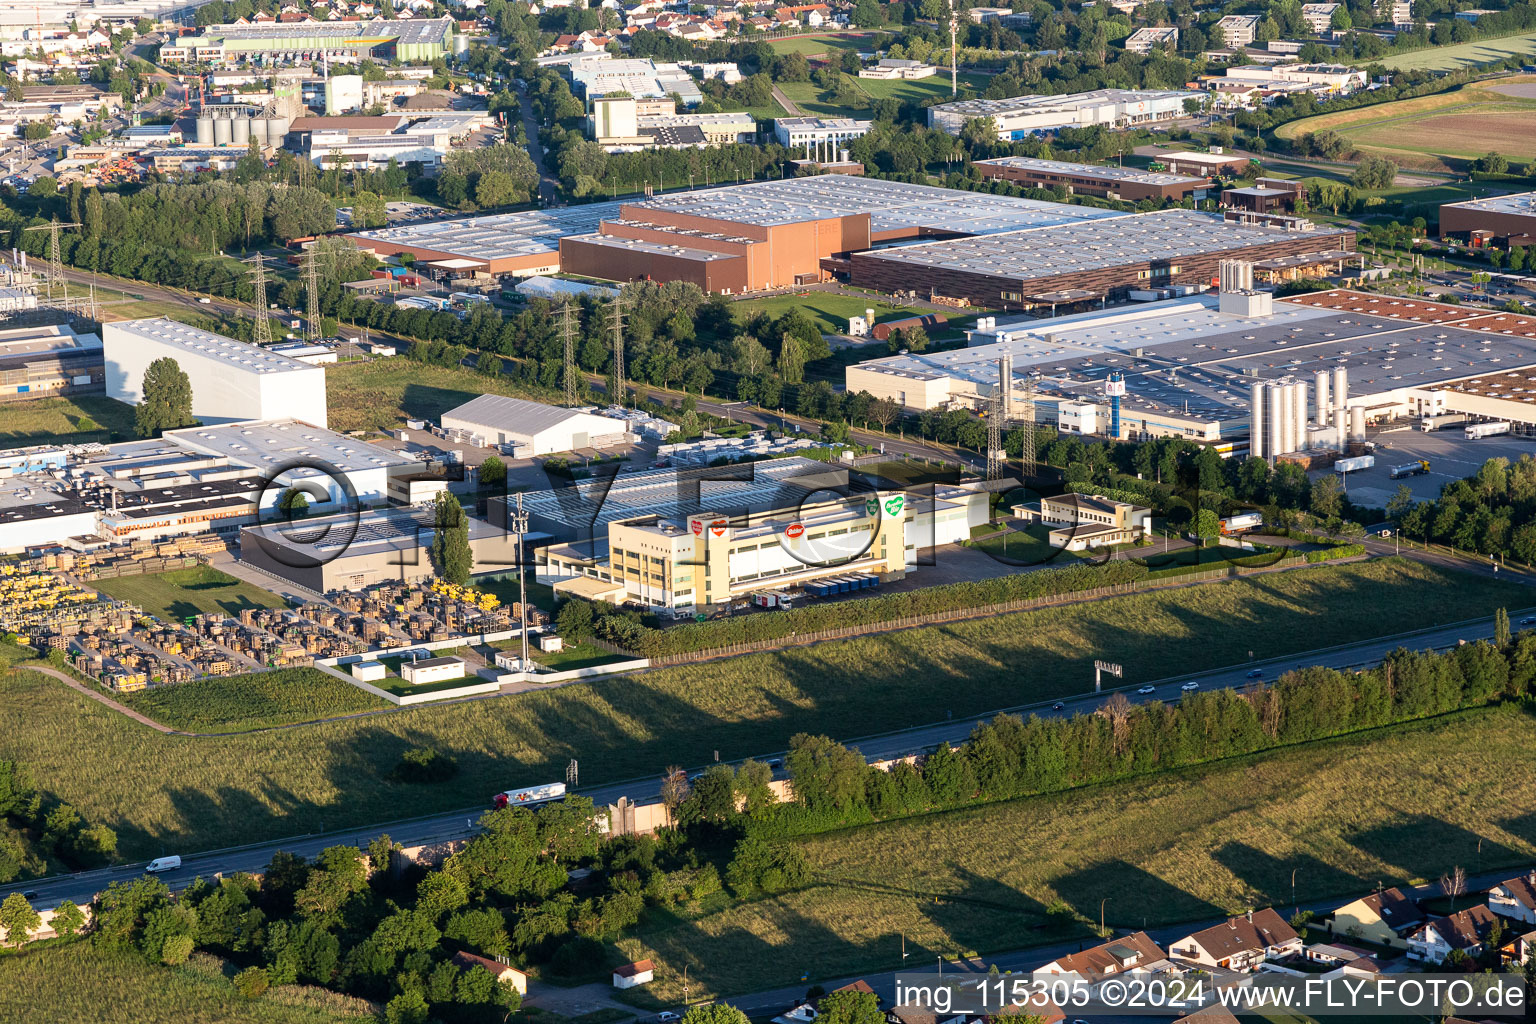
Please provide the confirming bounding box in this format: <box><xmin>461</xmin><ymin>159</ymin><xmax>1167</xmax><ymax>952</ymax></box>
<box><xmin>1332</xmin><ymin>366</ymin><xmax>1347</xmax><ymax>435</ymax></box>
<box><xmin>1250</xmin><ymin>381</ymin><xmax>1266</xmax><ymax>461</ymax></box>
<box><xmin>249</xmin><ymin>116</ymin><xmax>269</xmax><ymax>147</ymax></box>
<box><xmin>1313</xmin><ymin>370</ymin><xmax>1330</xmax><ymax>427</ymax></box>
<box><xmin>1350</xmin><ymin>404</ymin><xmax>1366</xmax><ymax>444</ymax></box>
<box><xmin>195</xmin><ymin>114</ymin><xmax>215</xmax><ymax>146</ymax></box>
<box><xmin>232</xmin><ymin>116</ymin><xmax>251</xmax><ymax>146</ymax></box>
<box><xmin>1290</xmin><ymin>380</ymin><xmax>1302</xmax><ymax>451</ymax></box>
<box><xmin>267</xmin><ymin>116</ymin><xmax>291</xmax><ymax>144</ymax></box>
<box><xmin>1268</xmin><ymin>383</ymin><xmax>1287</xmax><ymax>458</ymax></box>
<box><xmin>213</xmin><ymin>114</ymin><xmax>233</xmax><ymax>146</ymax></box>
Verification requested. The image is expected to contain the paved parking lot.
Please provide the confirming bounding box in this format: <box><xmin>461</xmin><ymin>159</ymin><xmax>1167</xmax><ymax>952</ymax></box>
<box><xmin>1314</xmin><ymin>426</ymin><xmax>1536</xmax><ymax>507</ymax></box>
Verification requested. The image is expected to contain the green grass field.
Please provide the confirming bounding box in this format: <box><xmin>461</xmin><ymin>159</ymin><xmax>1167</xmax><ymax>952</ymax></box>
<box><xmin>1376</xmin><ymin>30</ymin><xmax>1536</xmax><ymax>70</ymax></box>
<box><xmin>0</xmin><ymin>395</ymin><xmax>137</xmax><ymax>447</ymax></box>
<box><xmin>0</xmin><ymin>559</ymin><xmax>1524</xmax><ymax>858</ymax></box>
<box><xmin>616</xmin><ymin>703</ymin><xmax>1536</xmax><ymax>1002</ymax></box>
<box><xmin>91</xmin><ymin>566</ymin><xmax>288</xmax><ymax>623</ymax></box>
<box><xmin>776</xmin><ymin>72</ymin><xmax>987</xmax><ymax>119</ymax></box>
<box><xmin>122</xmin><ymin>668</ymin><xmax>388</xmax><ymax>732</ymax></box>
<box><xmin>325</xmin><ymin>359</ymin><xmax>559</xmax><ymax>433</ymax></box>
<box><xmin>731</xmin><ymin>291</ymin><xmax>961</xmax><ymax>336</ymax></box>
<box><xmin>0</xmin><ymin>945</ymin><xmax>373</xmax><ymax>1024</ymax></box>
<box><xmin>766</xmin><ymin>31</ymin><xmax>890</xmax><ymax>55</ymax></box>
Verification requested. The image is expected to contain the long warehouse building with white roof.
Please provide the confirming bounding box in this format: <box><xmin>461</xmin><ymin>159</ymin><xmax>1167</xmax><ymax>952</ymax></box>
<box><xmin>103</xmin><ymin>318</ymin><xmax>328</xmax><ymax>428</ymax></box>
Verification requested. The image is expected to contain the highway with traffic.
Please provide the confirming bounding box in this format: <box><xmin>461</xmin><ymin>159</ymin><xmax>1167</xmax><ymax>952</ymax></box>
<box><xmin>2</xmin><ymin>604</ymin><xmax>1526</xmax><ymax>914</ymax></box>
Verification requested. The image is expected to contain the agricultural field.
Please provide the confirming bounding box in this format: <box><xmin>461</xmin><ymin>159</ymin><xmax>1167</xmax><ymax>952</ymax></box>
<box><xmin>121</xmin><ymin>668</ymin><xmax>388</xmax><ymax>732</ymax></box>
<box><xmin>0</xmin><ymin>558</ymin><xmax>1524</xmax><ymax>858</ymax></box>
<box><xmin>91</xmin><ymin>566</ymin><xmax>288</xmax><ymax>623</ymax></box>
<box><xmin>325</xmin><ymin>358</ymin><xmax>559</xmax><ymax>433</ymax></box>
<box><xmin>0</xmin><ymin>944</ymin><xmax>374</xmax><ymax>1024</ymax></box>
<box><xmin>766</xmin><ymin>31</ymin><xmax>890</xmax><ymax>55</ymax></box>
<box><xmin>1375</xmin><ymin>30</ymin><xmax>1536</xmax><ymax>70</ymax></box>
<box><xmin>1275</xmin><ymin>76</ymin><xmax>1536</xmax><ymax>171</ymax></box>
<box><xmin>616</xmin><ymin>704</ymin><xmax>1536</xmax><ymax>1001</ymax></box>
<box><xmin>0</xmin><ymin>395</ymin><xmax>136</xmax><ymax>447</ymax></box>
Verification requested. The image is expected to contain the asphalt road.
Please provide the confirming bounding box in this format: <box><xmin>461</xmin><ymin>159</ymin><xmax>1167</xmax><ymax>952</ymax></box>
<box><xmin>2</xmin><ymin>605</ymin><xmax>1524</xmax><ymax>914</ymax></box>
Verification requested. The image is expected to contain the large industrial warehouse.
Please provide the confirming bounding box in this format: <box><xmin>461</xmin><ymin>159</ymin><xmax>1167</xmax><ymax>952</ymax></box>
<box><xmin>1439</xmin><ymin>191</ymin><xmax>1536</xmax><ymax>246</ymax></box>
<box><xmin>971</xmin><ymin>156</ymin><xmax>1213</xmax><ymax>203</ymax></box>
<box><xmin>844</xmin><ymin>210</ymin><xmax>1357</xmax><ymax>309</ymax></box>
<box><xmin>926</xmin><ymin>89</ymin><xmax>1198</xmax><ymax>140</ymax></box>
<box><xmin>103</xmin><ymin>318</ymin><xmax>329</xmax><ymax>427</ymax></box>
<box><xmin>350</xmin><ymin>177</ymin><xmax>1127</xmax><ymax>290</ymax></box>
<box><xmin>557</xmin><ymin>176</ymin><xmax>1128</xmax><ymax>293</ymax></box>
<box><xmin>847</xmin><ymin>286</ymin><xmax>1536</xmax><ymax>447</ymax></box>
<box><xmin>440</xmin><ymin>395</ymin><xmax>632</xmax><ymax>456</ymax></box>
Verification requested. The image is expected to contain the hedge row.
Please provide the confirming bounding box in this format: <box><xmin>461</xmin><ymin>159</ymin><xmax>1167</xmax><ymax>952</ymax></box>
<box><xmin>595</xmin><ymin>560</ymin><xmax>1151</xmax><ymax>658</ymax></box>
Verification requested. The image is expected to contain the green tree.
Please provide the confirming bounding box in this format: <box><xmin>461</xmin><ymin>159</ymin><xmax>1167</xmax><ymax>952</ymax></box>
<box><xmin>1310</xmin><ymin>474</ymin><xmax>1343</xmax><ymax>519</ymax></box>
<box><xmin>50</xmin><ymin>900</ymin><xmax>84</xmax><ymax>937</ymax></box>
<box><xmin>135</xmin><ymin>356</ymin><xmax>195</xmax><ymax>438</ymax></box>
<box><xmin>161</xmin><ymin>932</ymin><xmax>195</xmax><ymax>965</ymax></box>
<box><xmin>478</xmin><ymin>455</ymin><xmax>506</xmax><ymax>490</ymax></box>
<box><xmin>233</xmin><ymin>966</ymin><xmax>270</xmax><ymax>1000</ymax></box>
<box><xmin>429</xmin><ymin>490</ymin><xmax>472</xmax><ymax>585</ymax></box>
<box><xmin>818</xmin><ymin>989</ymin><xmax>884</xmax><ymax>1024</ymax></box>
<box><xmin>682</xmin><ymin>1006</ymin><xmax>751</xmax><ymax>1024</ymax></box>
<box><xmin>777</xmin><ymin>332</ymin><xmax>805</xmax><ymax>385</ymax></box>
<box><xmin>276</xmin><ymin>487</ymin><xmax>309</xmax><ymax>521</ymax></box>
<box><xmin>350</xmin><ymin>190</ymin><xmax>387</xmax><ymax>229</ymax></box>
<box><xmin>556</xmin><ymin>599</ymin><xmax>594</xmax><ymax>642</ymax></box>
<box><xmin>1194</xmin><ymin>507</ymin><xmax>1221</xmax><ymax>545</ymax></box>
<box><xmin>0</xmin><ymin>892</ymin><xmax>40</xmax><ymax>945</ymax></box>
<box><xmin>1497</xmin><ymin>607</ymin><xmax>1511</xmax><ymax>648</ymax></box>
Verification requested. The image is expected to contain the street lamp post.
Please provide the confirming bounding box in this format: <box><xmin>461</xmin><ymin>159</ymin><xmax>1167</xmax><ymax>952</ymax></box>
<box><xmin>1100</xmin><ymin>897</ymin><xmax>1112</xmax><ymax>934</ymax></box>
<box><xmin>1292</xmin><ymin>866</ymin><xmax>1302</xmax><ymax>917</ymax></box>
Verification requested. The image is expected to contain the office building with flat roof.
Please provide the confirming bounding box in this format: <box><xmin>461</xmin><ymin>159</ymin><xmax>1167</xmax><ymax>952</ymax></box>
<box><xmin>0</xmin><ymin>323</ymin><xmax>102</xmax><ymax>403</ymax></box>
<box><xmin>103</xmin><ymin>318</ymin><xmax>328</xmax><ymax>427</ymax></box>
<box><xmin>927</xmin><ymin>88</ymin><xmax>1198</xmax><ymax>140</ymax></box>
<box><xmin>159</xmin><ymin>17</ymin><xmax>457</xmax><ymax>65</ymax></box>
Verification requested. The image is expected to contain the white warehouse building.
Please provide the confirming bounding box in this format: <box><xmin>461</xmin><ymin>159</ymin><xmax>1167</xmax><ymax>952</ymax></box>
<box><xmin>103</xmin><ymin>318</ymin><xmax>328</xmax><ymax>428</ymax></box>
<box><xmin>440</xmin><ymin>395</ymin><xmax>634</xmax><ymax>456</ymax></box>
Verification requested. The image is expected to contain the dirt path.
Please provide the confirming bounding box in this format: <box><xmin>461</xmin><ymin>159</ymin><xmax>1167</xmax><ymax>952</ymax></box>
<box><xmin>771</xmin><ymin>82</ymin><xmax>803</xmax><ymax>115</ymax></box>
<box><xmin>23</xmin><ymin>665</ymin><xmax>176</xmax><ymax>735</ymax></box>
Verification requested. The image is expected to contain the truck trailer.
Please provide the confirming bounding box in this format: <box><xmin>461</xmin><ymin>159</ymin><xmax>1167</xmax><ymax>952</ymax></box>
<box><xmin>492</xmin><ymin>782</ymin><xmax>566</xmax><ymax>808</ymax></box>
<box><xmin>1421</xmin><ymin>414</ymin><xmax>1467</xmax><ymax>432</ymax></box>
<box><xmin>1389</xmin><ymin>459</ymin><xmax>1430</xmax><ymax>479</ymax></box>
<box><xmin>1465</xmin><ymin>421</ymin><xmax>1512</xmax><ymax>439</ymax></box>
<box><xmin>1220</xmin><ymin>512</ymin><xmax>1264</xmax><ymax>535</ymax></box>
<box><xmin>1334</xmin><ymin>455</ymin><xmax>1376</xmax><ymax>474</ymax></box>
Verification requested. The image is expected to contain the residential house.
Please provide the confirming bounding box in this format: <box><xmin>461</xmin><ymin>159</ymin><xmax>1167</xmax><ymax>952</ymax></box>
<box><xmin>1331</xmin><ymin>887</ymin><xmax>1426</xmax><ymax>949</ymax></box>
<box><xmin>1302</xmin><ymin>941</ymin><xmax>1382</xmax><ymax>977</ymax></box>
<box><xmin>1169</xmin><ymin>909</ymin><xmax>1302</xmax><ymax>972</ymax></box>
<box><xmin>1499</xmin><ymin>928</ymin><xmax>1536</xmax><ymax>965</ymax></box>
<box><xmin>1406</xmin><ymin>905</ymin><xmax>1499</xmax><ymax>964</ymax></box>
<box><xmin>1172</xmin><ymin>1008</ymin><xmax>1241</xmax><ymax>1024</ymax></box>
<box><xmin>1215</xmin><ymin>14</ymin><xmax>1259</xmax><ymax>46</ymax></box>
<box><xmin>1038</xmin><ymin>931</ymin><xmax>1174</xmax><ymax>981</ymax></box>
<box><xmin>1488</xmin><ymin>871</ymin><xmax>1536</xmax><ymax>925</ymax></box>
<box><xmin>450</xmin><ymin>952</ymin><xmax>528</xmax><ymax>994</ymax></box>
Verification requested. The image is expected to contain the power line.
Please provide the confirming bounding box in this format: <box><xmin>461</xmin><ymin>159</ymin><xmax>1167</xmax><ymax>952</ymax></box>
<box><xmin>24</xmin><ymin>217</ymin><xmax>82</xmax><ymax>302</ymax></box>
<box><xmin>561</xmin><ymin>299</ymin><xmax>578</xmax><ymax>407</ymax></box>
<box><xmin>242</xmin><ymin>253</ymin><xmax>273</xmax><ymax>346</ymax></box>
<box><xmin>609</xmin><ymin>292</ymin><xmax>625</xmax><ymax>407</ymax></box>
<box><xmin>303</xmin><ymin>246</ymin><xmax>324</xmax><ymax>342</ymax></box>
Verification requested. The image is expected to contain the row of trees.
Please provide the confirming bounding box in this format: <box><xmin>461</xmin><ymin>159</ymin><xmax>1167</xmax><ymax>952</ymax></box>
<box><xmin>1395</xmin><ymin>454</ymin><xmax>1536</xmax><ymax>563</ymax></box>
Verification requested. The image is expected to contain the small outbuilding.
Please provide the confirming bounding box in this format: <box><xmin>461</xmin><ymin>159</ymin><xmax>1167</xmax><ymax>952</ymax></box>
<box><xmin>351</xmin><ymin>660</ymin><xmax>386</xmax><ymax>681</ymax></box>
<box><xmin>613</xmin><ymin>959</ymin><xmax>655</xmax><ymax>989</ymax></box>
<box><xmin>440</xmin><ymin>394</ymin><xmax>631</xmax><ymax>456</ymax></box>
<box><xmin>451</xmin><ymin>951</ymin><xmax>529</xmax><ymax>994</ymax></box>
<box><xmin>400</xmin><ymin>655</ymin><xmax>467</xmax><ymax>685</ymax></box>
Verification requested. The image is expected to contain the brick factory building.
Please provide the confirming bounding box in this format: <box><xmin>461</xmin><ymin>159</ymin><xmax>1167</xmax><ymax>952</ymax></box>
<box><xmin>971</xmin><ymin>155</ymin><xmax>1212</xmax><ymax>203</ymax></box>
<box><xmin>844</xmin><ymin>210</ymin><xmax>1356</xmax><ymax>310</ymax></box>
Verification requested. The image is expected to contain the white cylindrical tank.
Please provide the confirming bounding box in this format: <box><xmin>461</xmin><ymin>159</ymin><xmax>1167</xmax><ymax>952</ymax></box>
<box><xmin>1292</xmin><ymin>382</ymin><xmax>1308</xmax><ymax>453</ymax></box>
<box><xmin>1314</xmin><ymin>370</ymin><xmax>1330</xmax><ymax>427</ymax></box>
<box><xmin>232</xmin><ymin>116</ymin><xmax>251</xmax><ymax>146</ymax></box>
<box><xmin>1268</xmin><ymin>383</ymin><xmax>1287</xmax><ymax>458</ymax></box>
<box><xmin>268</xmin><ymin>116</ymin><xmax>291</xmax><ymax>142</ymax></box>
<box><xmin>195</xmin><ymin>115</ymin><xmax>214</xmax><ymax>146</ymax></box>
<box><xmin>1350</xmin><ymin>404</ymin><xmax>1366</xmax><ymax>442</ymax></box>
<box><xmin>1333</xmin><ymin>365</ymin><xmax>1347</xmax><ymax>434</ymax></box>
<box><xmin>1250</xmin><ymin>381</ymin><xmax>1266</xmax><ymax>460</ymax></box>
<box><xmin>213</xmin><ymin>115</ymin><xmax>233</xmax><ymax>146</ymax></box>
<box><xmin>249</xmin><ymin>117</ymin><xmax>269</xmax><ymax>147</ymax></box>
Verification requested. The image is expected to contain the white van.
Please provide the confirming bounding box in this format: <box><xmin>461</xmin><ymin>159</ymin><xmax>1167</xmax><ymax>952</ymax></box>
<box><xmin>145</xmin><ymin>855</ymin><xmax>181</xmax><ymax>873</ymax></box>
